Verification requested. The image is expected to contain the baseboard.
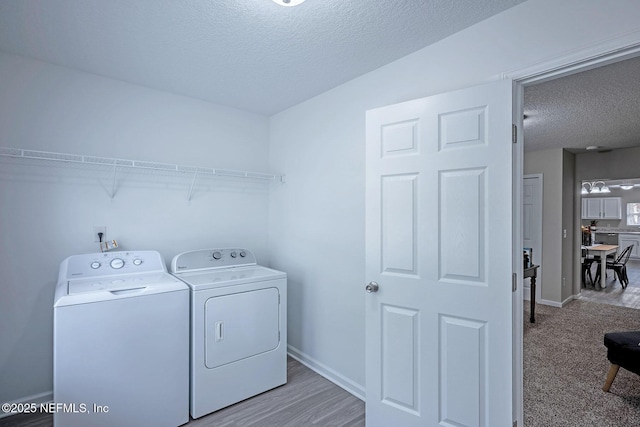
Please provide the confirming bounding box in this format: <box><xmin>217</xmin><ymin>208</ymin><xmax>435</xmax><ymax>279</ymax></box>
<box><xmin>0</xmin><ymin>391</ymin><xmax>52</xmax><ymax>419</ymax></box>
<box><xmin>537</xmin><ymin>298</ymin><xmax>563</xmax><ymax>308</ymax></box>
<box><xmin>560</xmin><ymin>295</ymin><xmax>575</xmax><ymax>307</ymax></box>
<box><xmin>527</xmin><ymin>295</ymin><xmax>575</xmax><ymax>308</ymax></box>
<box><xmin>287</xmin><ymin>345</ymin><xmax>365</xmax><ymax>401</ymax></box>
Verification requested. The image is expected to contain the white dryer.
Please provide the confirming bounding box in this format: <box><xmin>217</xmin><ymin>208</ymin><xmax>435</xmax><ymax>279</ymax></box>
<box><xmin>54</xmin><ymin>250</ymin><xmax>189</xmax><ymax>427</ymax></box>
<box><xmin>171</xmin><ymin>248</ymin><xmax>287</xmax><ymax>419</ymax></box>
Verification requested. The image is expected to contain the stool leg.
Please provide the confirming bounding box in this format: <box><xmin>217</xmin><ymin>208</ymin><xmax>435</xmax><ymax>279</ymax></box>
<box><xmin>603</xmin><ymin>364</ymin><xmax>620</xmax><ymax>392</ymax></box>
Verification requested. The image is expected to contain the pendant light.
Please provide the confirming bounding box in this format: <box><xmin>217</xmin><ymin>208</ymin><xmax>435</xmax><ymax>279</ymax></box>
<box><xmin>581</xmin><ymin>181</ymin><xmax>610</xmax><ymax>194</ymax></box>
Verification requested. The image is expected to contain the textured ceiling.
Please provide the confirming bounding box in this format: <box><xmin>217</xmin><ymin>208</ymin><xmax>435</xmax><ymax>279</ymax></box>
<box><xmin>0</xmin><ymin>0</ymin><xmax>525</xmax><ymax>115</ymax></box>
<box><xmin>524</xmin><ymin>55</ymin><xmax>640</xmax><ymax>153</ymax></box>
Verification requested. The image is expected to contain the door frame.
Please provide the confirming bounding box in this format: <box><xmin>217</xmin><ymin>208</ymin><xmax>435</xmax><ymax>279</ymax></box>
<box><xmin>507</xmin><ymin>36</ymin><xmax>640</xmax><ymax>425</ymax></box>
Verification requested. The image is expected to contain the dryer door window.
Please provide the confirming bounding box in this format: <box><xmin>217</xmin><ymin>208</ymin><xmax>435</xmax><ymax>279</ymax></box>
<box><xmin>204</xmin><ymin>287</ymin><xmax>280</xmax><ymax>369</ymax></box>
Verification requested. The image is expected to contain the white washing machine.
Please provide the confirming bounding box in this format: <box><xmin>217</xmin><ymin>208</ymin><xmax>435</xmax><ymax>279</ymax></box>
<box><xmin>170</xmin><ymin>248</ymin><xmax>287</xmax><ymax>419</ymax></box>
<box><xmin>54</xmin><ymin>250</ymin><xmax>189</xmax><ymax>427</ymax></box>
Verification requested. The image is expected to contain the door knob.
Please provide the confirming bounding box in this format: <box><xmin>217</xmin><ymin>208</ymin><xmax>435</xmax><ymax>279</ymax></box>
<box><xmin>365</xmin><ymin>281</ymin><xmax>379</xmax><ymax>293</ymax></box>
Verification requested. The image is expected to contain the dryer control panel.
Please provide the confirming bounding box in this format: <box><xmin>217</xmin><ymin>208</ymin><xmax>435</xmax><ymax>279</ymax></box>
<box><xmin>171</xmin><ymin>248</ymin><xmax>256</xmax><ymax>273</ymax></box>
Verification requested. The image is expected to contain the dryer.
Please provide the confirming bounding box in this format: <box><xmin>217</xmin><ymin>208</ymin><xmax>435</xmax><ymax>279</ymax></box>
<box><xmin>171</xmin><ymin>248</ymin><xmax>287</xmax><ymax>419</ymax></box>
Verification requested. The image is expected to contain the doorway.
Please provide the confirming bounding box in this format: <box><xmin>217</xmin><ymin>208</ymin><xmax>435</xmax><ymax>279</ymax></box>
<box><xmin>513</xmin><ymin>41</ymin><xmax>640</xmax><ymax>426</ymax></box>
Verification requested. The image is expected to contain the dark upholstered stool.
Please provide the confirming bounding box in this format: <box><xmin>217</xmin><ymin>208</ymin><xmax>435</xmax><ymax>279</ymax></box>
<box><xmin>603</xmin><ymin>331</ymin><xmax>640</xmax><ymax>392</ymax></box>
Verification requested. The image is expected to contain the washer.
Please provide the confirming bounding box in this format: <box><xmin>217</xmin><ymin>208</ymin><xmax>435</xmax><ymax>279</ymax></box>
<box><xmin>54</xmin><ymin>251</ymin><xmax>189</xmax><ymax>427</ymax></box>
<box><xmin>170</xmin><ymin>248</ymin><xmax>287</xmax><ymax>419</ymax></box>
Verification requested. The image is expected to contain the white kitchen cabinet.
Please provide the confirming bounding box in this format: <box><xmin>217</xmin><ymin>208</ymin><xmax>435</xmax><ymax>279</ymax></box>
<box><xmin>583</xmin><ymin>198</ymin><xmax>601</xmax><ymax>219</ymax></box>
<box><xmin>618</xmin><ymin>233</ymin><xmax>640</xmax><ymax>259</ymax></box>
<box><xmin>581</xmin><ymin>197</ymin><xmax>621</xmax><ymax>220</ymax></box>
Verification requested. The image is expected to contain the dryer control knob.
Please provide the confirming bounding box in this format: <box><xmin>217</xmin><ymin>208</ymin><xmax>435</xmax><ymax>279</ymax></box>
<box><xmin>212</xmin><ymin>251</ymin><xmax>222</xmax><ymax>260</ymax></box>
<box><xmin>230</xmin><ymin>251</ymin><xmax>237</xmax><ymax>258</ymax></box>
<box><xmin>239</xmin><ymin>251</ymin><xmax>246</xmax><ymax>257</ymax></box>
<box><xmin>110</xmin><ymin>258</ymin><xmax>125</xmax><ymax>269</ymax></box>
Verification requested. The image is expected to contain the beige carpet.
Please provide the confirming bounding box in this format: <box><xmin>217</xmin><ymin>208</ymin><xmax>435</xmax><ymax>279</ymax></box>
<box><xmin>524</xmin><ymin>300</ymin><xmax>640</xmax><ymax>426</ymax></box>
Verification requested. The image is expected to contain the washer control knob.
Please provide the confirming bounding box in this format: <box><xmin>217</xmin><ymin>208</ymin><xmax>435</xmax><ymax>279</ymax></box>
<box><xmin>212</xmin><ymin>251</ymin><xmax>222</xmax><ymax>260</ymax></box>
<box><xmin>110</xmin><ymin>258</ymin><xmax>125</xmax><ymax>269</ymax></box>
<box><xmin>132</xmin><ymin>259</ymin><xmax>143</xmax><ymax>266</ymax></box>
<box><xmin>239</xmin><ymin>251</ymin><xmax>246</xmax><ymax>258</ymax></box>
<box><xmin>90</xmin><ymin>261</ymin><xmax>101</xmax><ymax>269</ymax></box>
<box><xmin>230</xmin><ymin>251</ymin><xmax>237</xmax><ymax>258</ymax></box>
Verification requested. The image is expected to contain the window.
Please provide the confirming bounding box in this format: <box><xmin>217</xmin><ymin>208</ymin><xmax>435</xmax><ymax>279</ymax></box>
<box><xmin>626</xmin><ymin>203</ymin><xmax>640</xmax><ymax>226</ymax></box>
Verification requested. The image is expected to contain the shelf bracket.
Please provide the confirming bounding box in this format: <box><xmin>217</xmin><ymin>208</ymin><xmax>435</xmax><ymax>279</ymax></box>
<box><xmin>110</xmin><ymin>164</ymin><xmax>118</xmax><ymax>199</ymax></box>
<box><xmin>187</xmin><ymin>169</ymin><xmax>199</xmax><ymax>201</ymax></box>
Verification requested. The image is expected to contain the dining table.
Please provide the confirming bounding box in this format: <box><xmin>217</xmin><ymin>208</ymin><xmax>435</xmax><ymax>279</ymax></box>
<box><xmin>584</xmin><ymin>244</ymin><xmax>619</xmax><ymax>288</ymax></box>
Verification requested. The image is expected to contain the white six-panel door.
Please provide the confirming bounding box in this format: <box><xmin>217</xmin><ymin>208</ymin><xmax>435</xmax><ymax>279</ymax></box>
<box><xmin>365</xmin><ymin>80</ymin><xmax>514</xmax><ymax>426</ymax></box>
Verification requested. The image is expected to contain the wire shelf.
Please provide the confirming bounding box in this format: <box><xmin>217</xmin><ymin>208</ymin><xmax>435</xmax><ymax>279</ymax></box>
<box><xmin>0</xmin><ymin>147</ymin><xmax>284</xmax><ymax>200</ymax></box>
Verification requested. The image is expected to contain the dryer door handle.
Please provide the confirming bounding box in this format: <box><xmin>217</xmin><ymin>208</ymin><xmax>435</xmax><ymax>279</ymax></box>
<box><xmin>215</xmin><ymin>321</ymin><xmax>224</xmax><ymax>341</ymax></box>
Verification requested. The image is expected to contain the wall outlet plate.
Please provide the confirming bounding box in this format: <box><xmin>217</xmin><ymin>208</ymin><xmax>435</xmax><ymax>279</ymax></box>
<box><xmin>93</xmin><ymin>226</ymin><xmax>107</xmax><ymax>243</ymax></box>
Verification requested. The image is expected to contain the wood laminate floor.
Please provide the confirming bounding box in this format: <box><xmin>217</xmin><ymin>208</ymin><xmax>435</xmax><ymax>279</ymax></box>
<box><xmin>0</xmin><ymin>357</ymin><xmax>365</xmax><ymax>427</ymax></box>
<box><xmin>580</xmin><ymin>259</ymin><xmax>640</xmax><ymax>308</ymax></box>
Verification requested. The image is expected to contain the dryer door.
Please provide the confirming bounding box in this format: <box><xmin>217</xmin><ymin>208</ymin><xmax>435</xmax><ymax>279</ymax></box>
<box><xmin>205</xmin><ymin>287</ymin><xmax>280</xmax><ymax>369</ymax></box>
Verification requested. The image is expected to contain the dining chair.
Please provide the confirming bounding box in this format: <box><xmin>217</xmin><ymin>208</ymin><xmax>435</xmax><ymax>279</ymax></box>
<box><xmin>594</xmin><ymin>244</ymin><xmax>634</xmax><ymax>289</ymax></box>
<box><xmin>581</xmin><ymin>249</ymin><xmax>596</xmax><ymax>287</ymax></box>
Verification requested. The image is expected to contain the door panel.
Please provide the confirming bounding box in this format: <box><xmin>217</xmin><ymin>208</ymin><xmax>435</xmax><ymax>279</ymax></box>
<box><xmin>381</xmin><ymin>305</ymin><xmax>419</xmax><ymax>413</ymax></box>
<box><xmin>440</xmin><ymin>168</ymin><xmax>485</xmax><ymax>283</ymax></box>
<box><xmin>439</xmin><ymin>315</ymin><xmax>486</xmax><ymax>427</ymax></box>
<box><xmin>366</xmin><ymin>80</ymin><xmax>513</xmax><ymax>426</ymax></box>
<box><xmin>382</xmin><ymin>119</ymin><xmax>419</xmax><ymax>156</ymax></box>
<box><xmin>382</xmin><ymin>174</ymin><xmax>418</xmax><ymax>275</ymax></box>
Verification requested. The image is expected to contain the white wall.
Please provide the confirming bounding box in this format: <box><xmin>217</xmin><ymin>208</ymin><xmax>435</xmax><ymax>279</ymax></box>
<box><xmin>0</xmin><ymin>52</ymin><xmax>271</xmax><ymax>405</ymax></box>
<box><xmin>269</xmin><ymin>0</ymin><xmax>640</xmax><ymax>394</ymax></box>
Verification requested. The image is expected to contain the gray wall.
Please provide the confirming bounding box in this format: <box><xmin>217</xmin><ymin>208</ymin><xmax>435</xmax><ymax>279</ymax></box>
<box><xmin>524</xmin><ymin>149</ymin><xmax>564</xmax><ymax>304</ymax></box>
<box><xmin>576</xmin><ymin>146</ymin><xmax>640</xmax><ymax>182</ymax></box>
<box><xmin>562</xmin><ymin>150</ymin><xmax>576</xmax><ymax>303</ymax></box>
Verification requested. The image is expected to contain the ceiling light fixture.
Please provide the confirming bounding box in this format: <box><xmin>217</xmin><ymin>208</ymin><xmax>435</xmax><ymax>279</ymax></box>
<box><xmin>620</xmin><ymin>183</ymin><xmax>635</xmax><ymax>190</ymax></box>
<box><xmin>272</xmin><ymin>0</ymin><xmax>306</xmax><ymax>6</ymax></box>
<box><xmin>582</xmin><ymin>181</ymin><xmax>610</xmax><ymax>195</ymax></box>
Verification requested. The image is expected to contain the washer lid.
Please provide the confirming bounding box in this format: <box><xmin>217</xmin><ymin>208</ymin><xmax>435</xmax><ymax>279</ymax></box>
<box><xmin>173</xmin><ymin>265</ymin><xmax>285</xmax><ymax>290</ymax></box>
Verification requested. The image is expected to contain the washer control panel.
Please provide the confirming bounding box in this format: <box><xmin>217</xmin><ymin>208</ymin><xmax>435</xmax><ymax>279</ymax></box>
<box><xmin>62</xmin><ymin>251</ymin><xmax>165</xmax><ymax>279</ymax></box>
<box><xmin>171</xmin><ymin>248</ymin><xmax>256</xmax><ymax>273</ymax></box>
